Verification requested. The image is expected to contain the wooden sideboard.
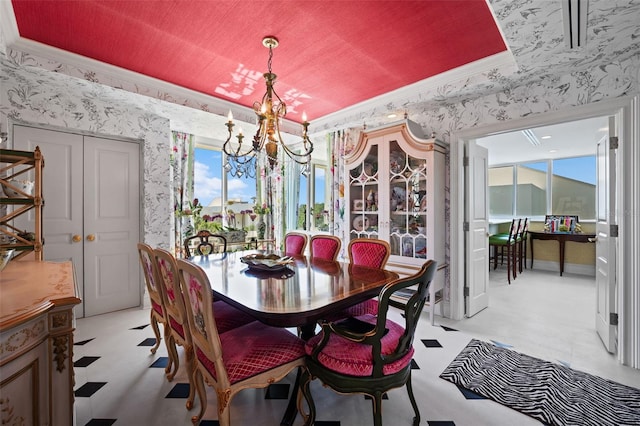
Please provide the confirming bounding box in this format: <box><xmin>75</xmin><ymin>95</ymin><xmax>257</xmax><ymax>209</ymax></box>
<box><xmin>0</xmin><ymin>258</ymin><xmax>80</xmax><ymax>425</ymax></box>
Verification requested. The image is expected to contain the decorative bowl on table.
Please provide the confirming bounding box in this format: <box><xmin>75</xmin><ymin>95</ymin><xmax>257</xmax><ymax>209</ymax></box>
<box><xmin>0</xmin><ymin>249</ymin><xmax>15</xmax><ymax>272</ymax></box>
<box><xmin>240</xmin><ymin>253</ymin><xmax>294</xmax><ymax>272</ymax></box>
<box><xmin>2</xmin><ymin>179</ymin><xmax>34</xmax><ymax>198</ymax></box>
<box><xmin>244</xmin><ymin>266</ymin><xmax>296</xmax><ymax>279</ymax></box>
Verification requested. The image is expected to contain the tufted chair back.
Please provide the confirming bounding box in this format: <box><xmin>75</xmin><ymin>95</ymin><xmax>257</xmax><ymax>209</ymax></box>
<box><xmin>310</xmin><ymin>235</ymin><xmax>342</xmax><ymax>261</ymax></box>
<box><xmin>347</xmin><ymin>238</ymin><xmax>391</xmax><ymax>269</ymax></box>
<box><xmin>284</xmin><ymin>232</ymin><xmax>308</xmax><ymax>256</ymax></box>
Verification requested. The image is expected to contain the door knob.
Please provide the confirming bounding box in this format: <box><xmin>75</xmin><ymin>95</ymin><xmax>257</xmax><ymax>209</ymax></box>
<box><xmin>86</xmin><ymin>234</ymin><xmax>96</xmax><ymax>242</ymax></box>
<box><xmin>72</xmin><ymin>234</ymin><xmax>82</xmax><ymax>243</ymax></box>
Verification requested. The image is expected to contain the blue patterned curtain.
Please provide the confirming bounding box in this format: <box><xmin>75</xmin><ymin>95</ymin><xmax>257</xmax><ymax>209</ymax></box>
<box><xmin>171</xmin><ymin>131</ymin><xmax>195</xmax><ymax>257</ymax></box>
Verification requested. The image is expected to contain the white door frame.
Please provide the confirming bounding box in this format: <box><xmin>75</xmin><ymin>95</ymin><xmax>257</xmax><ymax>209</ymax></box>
<box><xmin>449</xmin><ymin>96</ymin><xmax>640</xmax><ymax>368</ymax></box>
<box><xmin>10</xmin><ymin>122</ymin><xmax>145</xmax><ymax>318</ymax></box>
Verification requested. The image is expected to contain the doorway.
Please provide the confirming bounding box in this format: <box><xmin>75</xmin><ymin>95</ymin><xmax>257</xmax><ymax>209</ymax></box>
<box><xmin>449</xmin><ymin>100</ymin><xmax>636</xmax><ymax>365</ymax></box>
<box><xmin>13</xmin><ymin>125</ymin><xmax>142</xmax><ymax>317</ymax></box>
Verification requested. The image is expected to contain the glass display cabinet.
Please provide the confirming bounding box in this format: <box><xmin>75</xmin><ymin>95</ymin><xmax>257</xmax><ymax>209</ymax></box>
<box><xmin>345</xmin><ymin>120</ymin><xmax>447</xmax><ymax>269</ymax></box>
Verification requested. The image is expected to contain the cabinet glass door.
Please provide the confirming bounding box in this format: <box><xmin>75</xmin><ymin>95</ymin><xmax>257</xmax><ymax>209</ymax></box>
<box><xmin>349</xmin><ymin>145</ymin><xmax>379</xmax><ymax>239</ymax></box>
<box><xmin>388</xmin><ymin>141</ymin><xmax>428</xmax><ymax>259</ymax></box>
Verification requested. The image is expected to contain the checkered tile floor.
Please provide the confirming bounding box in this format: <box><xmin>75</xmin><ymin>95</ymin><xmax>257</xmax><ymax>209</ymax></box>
<box><xmin>73</xmin><ymin>268</ymin><xmax>640</xmax><ymax>425</ymax></box>
<box><xmin>73</xmin><ymin>307</ymin><xmax>541</xmax><ymax>426</ymax></box>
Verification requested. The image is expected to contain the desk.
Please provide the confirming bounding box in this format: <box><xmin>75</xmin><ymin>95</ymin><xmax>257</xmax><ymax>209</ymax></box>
<box><xmin>529</xmin><ymin>231</ymin><xmax>595</xmax><ymax>276</ymax></box>
<box><xmin>187</xmin><ymin>250</ymin><xmax>399</xmax><ymax>425</ymax></box>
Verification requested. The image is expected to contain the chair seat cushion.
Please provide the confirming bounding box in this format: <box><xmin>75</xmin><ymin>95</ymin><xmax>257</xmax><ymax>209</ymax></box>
<box><xmin>151</xmin><ymin>299</ymin><xmax>163</xmax><ymax>316</ymax></box>
<box><xmin>323</xmin><ymin>298</ymin><xmax>379</xmax><ymax>321</ymax></box>
<box><xmin>489</xmin><ymin>235</ymin><xmax>514</xmax><ymax>245</ymax></box>
<box><xmin>212</xmin><ymin>300</ymin><xmax>255</xmax><ymax>334</ymax></box>
<box><xmin>196</xmin><ymin>321</ymin><xmax>304</xmax><ymax>384</ymax></box>
<box><xmin>305</xmin><ymin>314</ymin><xmax>413</xmax><ymax>376</ymax></box>
<box><xmin>169</xmin><ymin>314</ymin><xmax>185</xmax><ymax>339</ymax></box>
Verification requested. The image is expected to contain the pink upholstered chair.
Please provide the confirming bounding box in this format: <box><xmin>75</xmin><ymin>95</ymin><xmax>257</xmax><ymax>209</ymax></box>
<box><xmin>137</xmin><ymin>242</ymin><xmax>168</xmax><ymax>355</ymax></box>
<box><xmin>309</xmin><ymin>235</ymin><xmax>342</xmax><ymax>261</ymax></box>
<box><xmin>284</xmin><ymin>232</ymin><xmax>308</xmax><ymax>256</ymax></box>
<box><xmin>348</xmin><ymin>238</ymin><xmax>391</xmax><ymax>268</ymax></box>
<box><xmin>339</xmin><ymin>238</ymin><xmax>392</xmax><ymax>317</ymax></box>
<box><xmin>153</xmin><ymin>249</ymin><xmax>254</xmax><ymax>409</ymax></box>
<box><xmin>175</xmin><ymin>258</ymin><xmax>308</xmax><ymax>425</ymax></box>
<box><xmin>301</xmin><ymin>260</ymin><xmax>438</xmax><ymax>426</ymax></box>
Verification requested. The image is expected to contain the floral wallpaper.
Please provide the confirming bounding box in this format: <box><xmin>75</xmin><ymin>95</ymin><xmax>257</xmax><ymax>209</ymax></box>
<box><xmin>1</xmin><ymin>0</ymin><xmax>638</xmax><ymax>305</ymax></box>
<box><xmin>0</xmin><ymin>54</ymin><xmax>172</xmax><ymax>251</ymax></box>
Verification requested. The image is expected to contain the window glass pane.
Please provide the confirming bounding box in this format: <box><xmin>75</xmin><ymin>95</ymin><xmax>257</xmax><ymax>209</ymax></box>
<box><xmin>488</xmin><ymin>166</ymin><xmax>514</xmax><ymax>216</ymax></box>
<box><xmin>313</xmin><ymin>166</ymin><xmax>328</xmax><ymax>231</ymax></box>
<box><xmin>194</xmin><ymin>148</ymin><xmax>223</xmax><ymax>212</ymax></box>
<box><xmin>551</xmin><ymin>156</ymin><xmax>596</xmax><ymax>219</ymax></box>
<box><xmin>194</xmin><ymin>147</ymin><xmax>256</xmax><ymax>231</ymax></box>
<box><xmin>297</xmin><ymin>173</ymin><xmax>308</xmax><ymax>229</ymax></box>
<box><xmin>516</xmin><ymin>162</ymin><xmax>547</xmax><ymax>216</ymax></box>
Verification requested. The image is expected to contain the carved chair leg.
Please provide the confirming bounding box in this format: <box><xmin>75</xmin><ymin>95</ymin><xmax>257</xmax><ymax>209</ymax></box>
<box><xmin>371</xmin><ymin>392</ymin><xmax>384</xmax><ymax>426</ymax></box>
<box><xmin>298</xmin><ymin>369</ymin><xmax>316</xmax><ymax>426</ymax></box>
<box><xmin>218</xmin><ymin>402</ymin><xmax>232</xmax><ymax>426</ymax></box>
<box><xmin>185</xmin><ymin>346</ymin><xmax>195</xmax><ymax>410</ymax></box>
<box><xmin>191</xmin><ymin>369</ymin><xmax>207</xmax><ymax>425</ymax></box>
<box><xmin>149</xmin><ymin>314</ymin><xmax>162</xmax><ymax>354</ymax></box>
<box><xmin>405</xmin><ymin>371</ymin><xmax>421</xmax><ymax>426</ymax></box>
<box><xmin>165</xmin><ymin>334</ymin><xmax>180</xmax><ymax>381</ymax></box>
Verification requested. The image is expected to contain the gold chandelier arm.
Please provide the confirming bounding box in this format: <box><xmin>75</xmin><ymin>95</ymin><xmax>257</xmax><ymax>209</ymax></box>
<box><xmin>221</xmin><ymin>36</ymin><xmax>314</xmax><ymax>173</ymax></box>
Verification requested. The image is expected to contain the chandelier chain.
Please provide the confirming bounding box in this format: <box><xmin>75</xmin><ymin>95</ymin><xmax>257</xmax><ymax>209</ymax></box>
<box><xmin>222</xmin><ymin>36</ymin><xmax>314</xmax><ymax>176</ymax></box>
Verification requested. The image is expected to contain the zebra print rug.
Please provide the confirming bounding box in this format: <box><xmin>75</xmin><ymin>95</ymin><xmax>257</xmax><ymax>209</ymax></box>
<box><xmin>440</xmin><ymin>339</ymin><xmax>640</xmax><ymax>426</ymax></box>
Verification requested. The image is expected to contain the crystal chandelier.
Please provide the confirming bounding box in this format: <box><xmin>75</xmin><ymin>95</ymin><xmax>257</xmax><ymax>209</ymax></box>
<box><xmin>223</xmin><ymin>36</ymin><xmax>314</xmax><ymax>178</ymax></box>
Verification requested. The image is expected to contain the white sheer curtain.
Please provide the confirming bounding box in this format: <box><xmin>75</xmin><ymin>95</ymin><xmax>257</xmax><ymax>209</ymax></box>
<box><xmin>170</xmin><ymin>131</ymin><xmax>195</xmax><ymax>257</ymax></box>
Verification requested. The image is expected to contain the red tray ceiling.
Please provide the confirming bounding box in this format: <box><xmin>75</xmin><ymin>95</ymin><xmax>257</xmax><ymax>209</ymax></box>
<box><xmin>11</xmin><ymin>0</ymin><xmax>507</xmax><ymax>122</ymax></box>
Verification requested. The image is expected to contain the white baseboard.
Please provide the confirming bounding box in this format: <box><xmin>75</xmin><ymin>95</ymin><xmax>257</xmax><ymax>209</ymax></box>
<box><xmin>529</xmin><ymin>260</ymin><xmax>595</xmax><ymax>277</ymax></box>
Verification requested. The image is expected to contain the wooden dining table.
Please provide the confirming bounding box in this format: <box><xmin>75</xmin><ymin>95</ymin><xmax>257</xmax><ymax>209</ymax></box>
<box><xmin>186</xmin><ymin>249</ymin><xmax>400</xmax><ymax>425</ymax></box>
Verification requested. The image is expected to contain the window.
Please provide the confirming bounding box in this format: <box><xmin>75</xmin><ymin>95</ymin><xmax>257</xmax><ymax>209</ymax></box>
<box><xmin>489</xmin><ymin>156</ymin><xmax>595</xmax><ymax>220</ymax></box>
<box><xmin>488</xmin><ymin>166</ymin><xmax>514</xmax><ymax>217</ymax></box>
<box><xmin>297</xmin><ymin>172</ymin><xmax>308</xmax><ymax>229</ymax></box>
<box><xmin>312</xmin><ymin>165</ymin><xmax>328</xmax><ymax>231</ymax></box>
<box><xmin>516</xmin><ymin>162</ymin><xmax>547</xmax><ymax>217</ymax></box>
<box><xmin>292</xmin><ymin>162</ymin><xmax>329</xmax><ymax>231</ymax></box>
<box><xmin>551</xmin><ymin>156</ymin><xmax>596</xmax><ymax>219</ymax></box>
<box><xmin>194</xmin><ymin>147</ymin><xmax>256</xmax><ymax>227</ymax></box>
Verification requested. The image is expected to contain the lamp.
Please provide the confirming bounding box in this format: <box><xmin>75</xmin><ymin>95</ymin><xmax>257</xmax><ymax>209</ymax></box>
<box><xmin>223</xmin><ymin>36</ymin><xmax>313</xmax><ymax>178</ymax></box>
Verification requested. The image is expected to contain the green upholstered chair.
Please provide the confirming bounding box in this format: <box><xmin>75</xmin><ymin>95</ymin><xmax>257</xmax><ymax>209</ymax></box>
<box><xmin>300</xmin><ymin>260</ymin><xmax>438</xmax><ymax>426</ymax></box>
<box><xmin>489</xmin><ymin>218</ymin><xmax>519</xmax><ymax>284</ymax></box>
<box><xmin>515</xmin><ymin>218</ymin><xmax>529</xmax><ymax>273</ymax></box>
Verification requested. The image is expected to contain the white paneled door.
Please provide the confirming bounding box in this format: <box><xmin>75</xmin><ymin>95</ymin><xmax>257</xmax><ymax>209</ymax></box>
<box><xmin>465</xmin><ymin>140</ymin><xmax>489</xmax><ymax>317</ymax></box>
<box><xmin>595</xmin><ymin>117</ymin><xmax>617</xmax><ymax>353</ymax></box>
<box><xmin>14</xmin><ymin>126</ymin><xmax>141</xmax><ymax>317</ymax></box>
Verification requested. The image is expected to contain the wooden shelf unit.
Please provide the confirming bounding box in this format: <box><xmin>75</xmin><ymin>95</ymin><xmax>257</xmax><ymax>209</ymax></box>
<box><xmin>0</xmin><ymin>147</ymin><xmax>44</xmax><ymax>260</ymax></box>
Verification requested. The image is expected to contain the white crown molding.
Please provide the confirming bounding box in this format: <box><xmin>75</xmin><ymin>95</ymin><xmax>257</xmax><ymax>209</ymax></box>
<box><xmin>3</xmin><ymin>13</ymin><xmax>305</xmax><ymax>135</ymax></box>
<box><xmin>10</xmin><ymin>35</ymin><xmax>251</xmax><ymax>114</ymax></box>
<box><xmin>4</xmin><ymin>0</ymin><xmax>515</xmax><ymax>138</ymax></box>
<box><xmin>309</xmin><ymin>50</ymin><xmax>518</xmax><ymax>133</ymax></box>
<box><xmin>0</xmin><ymin>0</ymin><xmax>20</xmax><ymax>50</ymax></box>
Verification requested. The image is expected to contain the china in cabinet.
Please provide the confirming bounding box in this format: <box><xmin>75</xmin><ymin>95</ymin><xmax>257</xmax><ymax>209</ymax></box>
<box><xmin>345</xmin><ymin>120</ymin><xmax>447</xmax><ymax>323</ymax></box>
